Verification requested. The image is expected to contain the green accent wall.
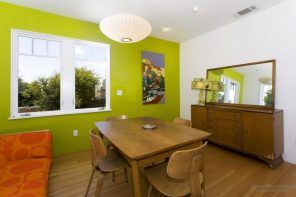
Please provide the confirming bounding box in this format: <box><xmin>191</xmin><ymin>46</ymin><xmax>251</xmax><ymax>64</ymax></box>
<box><xmin>0</xmin><ymin>3</ymin><xmax>180</xmax><ymax>156</ymax></box>
<box><xmin>208</xmin><ymin>68</ymin><xmax>244</xmax><ymax>103</ymax></box>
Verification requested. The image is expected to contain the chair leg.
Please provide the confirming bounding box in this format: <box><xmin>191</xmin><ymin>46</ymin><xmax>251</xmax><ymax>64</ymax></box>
<box><xmin>85</xmin><ymin>169</ymin><xmax>95</xmax><ymax>197</ymax></box>
<box><xmin>124</xmin><ymin>167</ymin><xmax>128</xmax><ymax>183</ymax></box>
<box><xmin>112</xmin><ymin>171</ymin><xmax>115</xmax><ymax>182</ymax></box>
<box><xmin>95</xmin><ymin>174</ymin><xmax>105</xmax><ymax>197</ymax></box>
<box><xmin>147</xmin><ymin>184</ymin><xmax>152</xmax><ymax>197</ymax></box>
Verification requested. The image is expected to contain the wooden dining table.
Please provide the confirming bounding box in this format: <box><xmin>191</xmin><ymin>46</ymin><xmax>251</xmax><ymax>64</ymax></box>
<box><xmin>95</xmin><ymin>117</ymin><xmax>210</xmax><ymax>197</ymax></box>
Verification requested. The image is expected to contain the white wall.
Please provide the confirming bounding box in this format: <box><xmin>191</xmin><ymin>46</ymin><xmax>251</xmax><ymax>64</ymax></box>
<box><xmin>180</xmin><ymin>0</ymin><xmax>296</xmax><ymax>164</ymax></box>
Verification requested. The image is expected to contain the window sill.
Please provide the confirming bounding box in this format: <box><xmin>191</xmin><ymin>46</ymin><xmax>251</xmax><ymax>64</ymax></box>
<box><xmin>9</xmin><ymin>108</ymin><xmax>111</xmax><ymax>120</ymax></box>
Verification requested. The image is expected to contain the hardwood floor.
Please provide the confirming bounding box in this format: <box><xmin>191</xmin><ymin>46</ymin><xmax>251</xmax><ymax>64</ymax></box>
<box><xmin>49</xmin><ymin>144</ymin><xmax>296</xmax><ymax>197</ymax></box>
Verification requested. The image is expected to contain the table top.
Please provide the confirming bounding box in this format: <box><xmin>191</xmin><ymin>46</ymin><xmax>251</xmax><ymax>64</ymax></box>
<box><xmin>95</xmin><ymin>117</ymin><xmax>211</xmax><ymax>160</ymax></box>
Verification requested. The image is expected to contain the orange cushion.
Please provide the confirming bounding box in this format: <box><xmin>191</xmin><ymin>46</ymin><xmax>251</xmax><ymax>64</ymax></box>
<box><xmin>0</xmin><ymin>158</ymin><xmax>51</xmax><ymax>197</ymax></box>
<box><xmin>0</xmin><ymin>131</ymin><xmax>52</xmax><ymax>163</ymax></box>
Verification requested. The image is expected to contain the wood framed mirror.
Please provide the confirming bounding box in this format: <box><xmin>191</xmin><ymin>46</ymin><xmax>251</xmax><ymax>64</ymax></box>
<box><xmin>206</xmin><ymin>59</ymin><xmax>276</xmax><ymax>109</ymax></box>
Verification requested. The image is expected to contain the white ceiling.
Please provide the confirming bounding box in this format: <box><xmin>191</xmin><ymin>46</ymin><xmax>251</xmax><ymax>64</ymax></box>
<box><xmin>232</xmin><ymin>63</ymin><xmax>273</xmax><ymax>78</ymax></box>
<box><xmin>2</xmin><ymin>0</ymin><xmax>287</xmax><ymax>42</ymax></box>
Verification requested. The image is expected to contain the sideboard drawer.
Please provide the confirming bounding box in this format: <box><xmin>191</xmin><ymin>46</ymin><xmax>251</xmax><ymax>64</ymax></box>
<box><xmin>207</xmin><ymin>109</ymin><xmax>243</xmax><ymax>149</ymax></box>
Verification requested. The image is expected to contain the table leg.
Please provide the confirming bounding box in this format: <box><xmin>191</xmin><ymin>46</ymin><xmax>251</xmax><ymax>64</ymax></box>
<box><xmin>131</xmin><ymin>160</ymin><xmax>142</xmax><ymax>197</ymax></box>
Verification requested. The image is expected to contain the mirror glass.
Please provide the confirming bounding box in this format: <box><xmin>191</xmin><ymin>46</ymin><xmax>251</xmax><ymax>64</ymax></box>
<box><xmin>207</xmin><ymin>61</ymin><xmax>274</xmax><ymax>107</ymax></box>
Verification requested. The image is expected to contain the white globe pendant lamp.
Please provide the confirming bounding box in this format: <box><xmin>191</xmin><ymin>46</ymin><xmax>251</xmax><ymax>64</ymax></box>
<box><xmin>99</xmin><ymin>13</ymin><xmax>152</xmax><ymax>43</ymax></box>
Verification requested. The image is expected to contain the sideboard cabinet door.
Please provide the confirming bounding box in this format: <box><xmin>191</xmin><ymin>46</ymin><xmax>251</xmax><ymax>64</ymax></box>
<box><xmin>191</xmin><ymin>105</ymin><xmax>207</xmax><ymax>130</ymax></box>
<box><xmin>243</xmin><ymin>112</ymin><xmax>274</xmax><ymax>158</ymax></box>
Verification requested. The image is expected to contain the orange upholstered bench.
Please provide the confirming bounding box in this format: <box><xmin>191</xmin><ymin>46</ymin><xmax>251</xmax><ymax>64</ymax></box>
<box><xmin>0</xmin><ymin>130</ymin><xmax>52</xmax><ymax>197</ymax></box>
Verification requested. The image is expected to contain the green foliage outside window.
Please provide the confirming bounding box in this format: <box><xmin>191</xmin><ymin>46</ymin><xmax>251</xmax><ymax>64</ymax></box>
<box><xmin>264</xmin><ymin>89</ymin><xmax>273</xmax><ymax>106</ymax></box>
<box><xmin>75</xmin><ymin>67</ymin><xmax>102</xmax><ymax>108</ymax></box>
<box><xmin>18</xmin><ymin>67</ymin><xmax>102</xmax><ymax>112</ymax></box>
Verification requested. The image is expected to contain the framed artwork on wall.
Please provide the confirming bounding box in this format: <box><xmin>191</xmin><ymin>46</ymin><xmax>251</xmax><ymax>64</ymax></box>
<box><xmin>142</xmin><ymin>51</ymin><xmax>165</xmax><ymax>104</ymax></box>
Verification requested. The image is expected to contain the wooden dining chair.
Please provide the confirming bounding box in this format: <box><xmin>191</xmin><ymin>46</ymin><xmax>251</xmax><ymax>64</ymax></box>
<box><xmin>174</xmin><ymin>117</ymin><xmax>192</xmax><ymax>127</ymax></box>
<box><xmin>144</xmin><ymin>142</ymin><xmax>207</xmax><ymax>197</ymax></box>
<box><xmin>85</xmin><ymin>128</ymin><xmax>129</xmax><ymax>197</ymax></box>
<box><xmin>106</xmin><ymin>115</ymin><xmax>129</xmax><ymax>121</ymax></box>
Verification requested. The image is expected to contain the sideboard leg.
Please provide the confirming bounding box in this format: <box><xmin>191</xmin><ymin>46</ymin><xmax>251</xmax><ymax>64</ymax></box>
<box><xmin>263</xmin><ymin>156</ymin><xmax>283</xmax><ymax>169</ymax></box>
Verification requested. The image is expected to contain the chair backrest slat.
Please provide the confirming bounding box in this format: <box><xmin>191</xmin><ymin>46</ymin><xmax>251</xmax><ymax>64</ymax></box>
<box><xmin>167</xmin><ymin>142</ymin><xmax>207</xmax><ymax>180</ymax></box>
<box><xmin>174</xmin><ymin>117</ymin><xmax>192</xmax><ymax>127</ymax></box>
<box><xmin>89</xmin><ymin>128</ymin><xmax>107</xmax><ymax>168</ymax></box>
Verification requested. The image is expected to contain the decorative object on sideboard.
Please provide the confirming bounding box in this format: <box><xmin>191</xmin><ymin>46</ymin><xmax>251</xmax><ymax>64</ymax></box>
<box><xmin>208</xmin><ymin>81</ymin><xmax>224</xmax><ymax>102</ymax></box>
<box><xmin>99</xmin><ymin>13</ymin><xmax>152</xmax><ymax>43</ymax></box>
<box><xmin>207</xmin><ymin>59</ymin><xmax>275</xmax><ymax>107</ymax></box>
<box><xmin>191</xmin><ymin>78</ymin><xmax>209</xmax><ymax>105</ymax></box>
<box><xmin>191</xmin><ymin>78</ymin><xmax>224</xmax><ymax>105</ymax></box>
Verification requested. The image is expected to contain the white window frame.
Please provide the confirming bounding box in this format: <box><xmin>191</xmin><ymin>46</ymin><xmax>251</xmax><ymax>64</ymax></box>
<box><xmin>11</xmin><ymin>29</ymin><xmax>111</xmax><ymax>119</ymax></box>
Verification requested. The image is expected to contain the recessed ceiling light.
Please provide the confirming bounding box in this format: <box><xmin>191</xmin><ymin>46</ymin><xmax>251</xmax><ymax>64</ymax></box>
<box><xmin>193</xmin><ymin>6</ymin><xmax>199</xmax><ymax>13</ymax></box>
<box><xmin>162</xmin><ymin>27</ymin><xmax>171</xmax><ymax>32</ymax></box>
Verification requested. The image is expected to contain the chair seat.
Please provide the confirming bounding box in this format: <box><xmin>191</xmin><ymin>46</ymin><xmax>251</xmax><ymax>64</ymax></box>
<box><xmin>144</xmin><ymin>163</ymin><xmax>191</xmax><ymax>197</ymax></box>
<box><xmin>97</xmin><ymin>148</ymin><xmax>128</xmax><ymax>172</ymax></box>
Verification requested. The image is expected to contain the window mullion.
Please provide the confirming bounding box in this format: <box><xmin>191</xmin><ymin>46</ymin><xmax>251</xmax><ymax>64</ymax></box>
<box><xmin>105</xmin><ymin>46</ymin><xmax>111</xmax><ymax>110</ymax></box>
<box><xmin>60</xmin><ymin>39</ymin><xmax>75</xmax><ymax>111</ymax></box>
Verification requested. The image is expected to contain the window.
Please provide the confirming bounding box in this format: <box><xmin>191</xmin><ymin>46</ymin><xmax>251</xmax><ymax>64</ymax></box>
<box><xmin>11</xmin><ymin>30</ymin><xmax>110</xmax><ymax>119</ymax></box>
<box><xmin>259</xmin><ymin>83</ymin><xmax>272</xmax><ymax>106</ymax></box>
<box><xmin>228</xmin><ymin>82</ymin><xmax>238</xmax><ymax>104</ymax></box>
<box><xmin>218</xmin><ymin>78</ymin><xmax>226</xmax><ymax>103</ymax></box>
<box><xmin>219</xmin><ymin>76</ymin><xmax>240</xmax><ymax>104</ymax></box>
<box><xmin>74</xmin><ymin>44</ymin><xmax>107</xmax><ymax>109</ymax></box>
<box><xmin>17</xmin><ymin>36</ymin><xmax>61</xmax><ymax>113</ymax></box>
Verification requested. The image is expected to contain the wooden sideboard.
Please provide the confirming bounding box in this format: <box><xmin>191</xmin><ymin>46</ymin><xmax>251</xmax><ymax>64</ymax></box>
<box><xmin>191</xmin><ymin>104</ymin><xmax>284</xmax><ymax>168</ymax></box>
